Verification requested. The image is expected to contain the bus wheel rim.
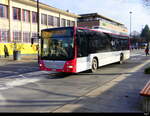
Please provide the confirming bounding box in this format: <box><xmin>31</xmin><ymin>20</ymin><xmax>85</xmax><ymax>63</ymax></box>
<box><xmin>92</xmin><ymin>59</ymin><xmax>97</xmax><ymax>71</ymax></box>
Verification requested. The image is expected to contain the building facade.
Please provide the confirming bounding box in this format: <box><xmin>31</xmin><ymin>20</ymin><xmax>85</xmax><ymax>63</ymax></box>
<box><xmin>0</xmin><ymin>0</ymin><xmax>79</xmax><ymax>57</ymax></box>
<box><xmin>77</xmin><ymin>13</ymin><xmax>128</xmax><ymax>35</ymax></box>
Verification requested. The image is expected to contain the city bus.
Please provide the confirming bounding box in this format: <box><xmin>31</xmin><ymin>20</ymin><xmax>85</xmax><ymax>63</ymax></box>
<box><xmin>39</xmin><ymin>26</ymin><xmax>130</xmax><ymax>73</ymax></box>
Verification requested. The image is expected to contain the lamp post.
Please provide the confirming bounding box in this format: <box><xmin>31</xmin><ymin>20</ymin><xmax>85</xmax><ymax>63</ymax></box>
<box><xmin>37</xmin><ymin>0</ymin><xmax>40</xmax><ymax>36</ymax></box>
<box><xmin>129</xmin><ymin>11</ymin><xmax>132</xmax><ymax>38</ymax></box>
<box><xmin>37</xmin><ymin>0</ymin><xmax>40</xmax><ymax>64</ymax></box>
<box><xmin>129</xmin><ymin>11</ymin><xmax>132</xmax><ymax>50</ymax></box>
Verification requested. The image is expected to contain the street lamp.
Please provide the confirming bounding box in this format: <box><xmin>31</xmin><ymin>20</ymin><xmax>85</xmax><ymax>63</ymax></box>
<box><xmin>37</xmin><ymin>0</ymin><xmax>40</xmax><ymax>64</ymax></box>
<box><xmin>129</xmin><ymin>11</ymin><xmax>132</xmax><ymax>38</ymax></box>
<box><xmin>37</xmin><ymin>0</ymin><xmax>40</xmax><ymax>37</ymax></box>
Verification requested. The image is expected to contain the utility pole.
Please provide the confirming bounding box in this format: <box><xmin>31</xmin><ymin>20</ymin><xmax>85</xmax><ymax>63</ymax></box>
<box><xmin>129</xmin><ymin>11</ymin><xmax>132</xmax><ymax>38</ymax></box>
<box><xmin>129</xmin><ymin>11</ymin><xmax>133</xmax><ymax>50</ymax></box>
<box><xmin>37</xmin><ymin>0</ymin><xmax>40</xmax><ymax>64</ymax></box>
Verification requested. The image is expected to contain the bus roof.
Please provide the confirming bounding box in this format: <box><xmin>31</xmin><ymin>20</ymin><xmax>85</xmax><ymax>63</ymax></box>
<box><xmin>77</xmin><ymin>27</ymin><xmax>129</xmax><ymax>38</ymax></box>
<box><xmin>41</xmin><ymin>26</ymin><xmax>129</xmax><ymax>38</ymax></box>
<box><xmin>41</xmin><ymin>27</ymin><xmax>74</xmax><ymax>31</ymax></box>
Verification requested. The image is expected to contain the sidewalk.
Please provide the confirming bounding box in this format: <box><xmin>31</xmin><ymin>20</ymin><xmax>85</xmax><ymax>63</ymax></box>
<box><xmin>0</xmin><ymin>55</ymin><xmax>38</xmax><ymax>66</ymax></box>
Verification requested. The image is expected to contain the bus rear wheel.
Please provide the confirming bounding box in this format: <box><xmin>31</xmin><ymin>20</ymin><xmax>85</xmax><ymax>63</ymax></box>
<box><xmin>91</xmin><ymin>58</ymin><xmax>98</xmax><ymax>73</ymax></box>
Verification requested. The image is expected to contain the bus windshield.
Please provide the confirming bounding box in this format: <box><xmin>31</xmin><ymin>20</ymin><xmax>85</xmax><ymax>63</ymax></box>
<box><xmin>41</xmin><ymin>28</ymin><xmax>74</xmax><ymax>60</ymax></box>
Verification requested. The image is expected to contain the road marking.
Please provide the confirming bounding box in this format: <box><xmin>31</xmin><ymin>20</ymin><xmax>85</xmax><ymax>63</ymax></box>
<box><xmin>0</xmin><ymin>71</ymin><xmax>52</xmax><ymax>90</ymax></box>
<box><xmin>130</xmin><ymin>57</ymin><xmax>142</xmax><ymax>61</ymax></box>
<box><xmin>130</xmin><ymin>54</ymin><xmax>145</xmax><ymax>57</ymax></box>
<box><xmin>0</xmin><ymin>78</ymin><xmax>41</xmax><ymax>90</ymax></box>
<box><xmin>6</xmin><ymin>78</ymin><xmax>40</xmax><ymax>87</ymax></box>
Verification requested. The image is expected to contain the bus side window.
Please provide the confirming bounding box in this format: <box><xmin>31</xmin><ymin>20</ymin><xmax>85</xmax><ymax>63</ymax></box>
<box><xmin>110</xmin><ymin>38</ymin><xmax>121</xmax><ymax>51</ymax></box>
<box><xmin>116</xmin><ymin>39</ymin><xmax>121</xmax><ymax>51</ymax></box>
<box><xmin>88</xmin><ymin>33</ymin><xmax>94</xmax><ymax>53</ymax></box>
<box><xmin>120</xmin><ymin>39</ymin><xmax>129</xmax><ymax>50</ymax></box>
<box><xmin>111</xmin><ymin>39</ymin><xmax>116</xmax><ymax>51</ymax></box>
<box><xmin>97</xmin><ymin>33</ymin><xmax>109</xmax><ymax>52</ymax></box>
<box><xmin>76</xmin><ymin>30</ymin><xmax>88</xmax><ymax>57</ymax></box>
<box><xmin>76</xmin><ymin>32</ymin><xmax>81</xmax><ymax>57</ymax></box>
<box><xmin>102</xmin><ymin>34</ymin><xmax>112</xmax><ymax>52</ymax></box>
<box><xmin>89</xmin><ymin>32</ymin><xmax>105</xmax><ymax>53</ymax></box>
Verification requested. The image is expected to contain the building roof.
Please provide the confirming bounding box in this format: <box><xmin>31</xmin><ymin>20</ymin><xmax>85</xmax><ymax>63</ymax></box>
<box><xmin>79</xmin><ymin>13</ymin><xmax>124</xmax><ymax>25</ymax></box>
<box><xmin>17</xmin><ymin>0</ymin><xmax>80</xmax><ymax>18</ymax></box>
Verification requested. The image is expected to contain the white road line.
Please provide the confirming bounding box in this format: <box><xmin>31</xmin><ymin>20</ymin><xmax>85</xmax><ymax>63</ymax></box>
<box><xmin>0</xmin><ymin>71</ymin><xmax>54</xmax><ymax>90</ymax></box>
<box><xmin>6</xmin><ymin>78</ymin><xmax>40</xmax><ymax>87</ymax></box>
<box><xmin>0</xmin><ymin>78</ymin><xmax>41</xmax><ymax>90</ymax></box>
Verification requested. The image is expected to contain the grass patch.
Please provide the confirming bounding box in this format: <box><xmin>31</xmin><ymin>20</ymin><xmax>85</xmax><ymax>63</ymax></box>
<box><xmin>144</xmin><ymin>67</ymin><xmax>150</xmax><ymax>74</ymax></box>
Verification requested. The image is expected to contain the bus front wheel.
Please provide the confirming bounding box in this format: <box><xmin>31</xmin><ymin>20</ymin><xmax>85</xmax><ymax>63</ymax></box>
<box><xmin>91</xmin><ymin>58</ymin><xmax>98</xmax><ymax>73</ymax></box>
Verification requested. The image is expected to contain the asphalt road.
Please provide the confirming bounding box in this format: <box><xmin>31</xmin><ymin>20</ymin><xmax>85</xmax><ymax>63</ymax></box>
<box><xmin>0</xmin><ymin>61</ymin><xmax>39</xmax><ymax>78</ymax></box>
<box><xmin>0</xmin><ymin>49</ymin><xmax>149</xmax><ymax>112</ymax></box>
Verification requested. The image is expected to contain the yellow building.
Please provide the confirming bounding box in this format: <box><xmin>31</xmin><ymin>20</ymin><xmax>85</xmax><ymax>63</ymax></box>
<box><xmin>0</xmin><ymin>0</ymin><xmax>79</xmax><ymax>57</ymax></box>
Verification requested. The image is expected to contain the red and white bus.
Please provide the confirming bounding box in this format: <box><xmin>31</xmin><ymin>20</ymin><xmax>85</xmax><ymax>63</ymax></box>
<box><xmin>39</xmin><ymin>26</ymin><xmax>130</xmax><ymax>73</ymax></box>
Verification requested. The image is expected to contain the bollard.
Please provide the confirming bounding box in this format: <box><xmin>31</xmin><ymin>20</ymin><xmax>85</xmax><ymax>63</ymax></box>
<box><xmin>13</xmin><ymin>50</ymin><xmax>21</xmax><ymax>60</ymax></box>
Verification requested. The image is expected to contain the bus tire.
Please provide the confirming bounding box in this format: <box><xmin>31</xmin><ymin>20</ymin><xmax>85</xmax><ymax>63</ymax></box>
<box><xmin>90</xmin><ymin>58</ymin><xmax>98</xmax><ymax>73</ymax></box>
<box><xmin>119</xmin><ymin>53</ymin><xmax>124</xmax><ymax>64</ymax></box>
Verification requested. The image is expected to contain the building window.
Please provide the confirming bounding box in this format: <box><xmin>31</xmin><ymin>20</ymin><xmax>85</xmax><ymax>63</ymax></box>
<box><xmin>13</xmin><ymin>31</ymin><xmax>21</xmax><ymax>42</ymax></box>
<box><xmin>0</xmin><ymin>30</ymin><xmax>9</xmax><ymax>42</ymax></box>
<box><xmin>48</xmin><ymin>15</ymin><xmax>53</xmax><ymax>26</ymax></box>
<box><xmin>32</xmin><ymin>12</ymin><xmax>37</xmax><ymax>23</ymax></box>
<box><xmin>41</xmin><ymin>13</ymin><xmax>47</xmax><ymax>25</ymax></box>
<box><xmin>13</xmin><ymin>7</ymin><xmax>21</xmax><ymax>20</ymax></box>
<box><xmin>70</xmin><ymin>21</ymin><xmax>75</xmax><ymax>26</ymax></box>
<box><xmin>23</xmin><ymin>32</ymin><xmax>30</xmax><ymax>43</ymax></box>
<box><xmin>54</xmin><ymin>17</ymin><xmax>60</xmax><ymax>27</ymax></box>
<box><xmin>22</xmin><ymin>9</ymin><xmax>30</xmax><ymax>22</ymax></box>
<box><xmin>61</xmin><ymin>18</ymin><xmax>66</xmax><ymax>27</ymax></box>
<box><xmin>67</xmin><ymin>20</ymin><xmax>70</xmax><ymax>27</ymax></box>
<box><xmin>0</xmin><ymin>4</ymin><xmax>8</xmax><ymax>18</ymax></box>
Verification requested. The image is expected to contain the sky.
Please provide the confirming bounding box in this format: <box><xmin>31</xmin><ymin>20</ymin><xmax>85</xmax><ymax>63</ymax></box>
<box><xmin>40</xmin><ymin>0</ymin><xmax>150</xmax><ymax>34</ymax></box>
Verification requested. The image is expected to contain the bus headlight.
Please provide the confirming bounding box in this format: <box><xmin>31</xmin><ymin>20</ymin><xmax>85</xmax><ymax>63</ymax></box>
<box><xmin>39</xmin><ymin>63</ymin><xmax>43</xmax><ymax>67</ymax></box>
<box><xmin>67</xmin><ymin>65</ymin><xmax>74</xmax><ymax>69</ymax></box>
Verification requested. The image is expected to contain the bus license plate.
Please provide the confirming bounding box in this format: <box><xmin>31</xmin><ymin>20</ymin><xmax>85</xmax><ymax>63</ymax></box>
<box><xmin>51</xmin><ymin>69</ymin><xmax>56</xmax><ymax>71</ymax></box>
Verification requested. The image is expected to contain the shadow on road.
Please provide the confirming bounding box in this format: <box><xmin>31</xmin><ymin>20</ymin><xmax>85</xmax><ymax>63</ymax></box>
<box><xmin>63</xmin><ymin>62</ymin><xmax>150</xmax><ymax>112</ymax></box>
<box><xmin>0</xmin><ymin>62</ymin><xmax>39</xmax><ymax>78</ymax></box>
